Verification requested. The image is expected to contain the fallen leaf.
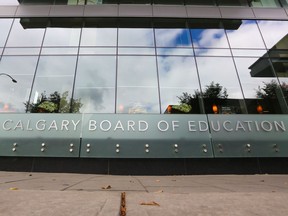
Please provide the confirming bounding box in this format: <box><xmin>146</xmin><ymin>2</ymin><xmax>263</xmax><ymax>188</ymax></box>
<box><xmin>140</xmin><ymin>201</ymin><xmax>160</xmax><ymax>206</ymax></box>
<box><xmin>9</xmin><ymin>187</ymin><xmax>18</xmax><ymax>190</ymax></box>
<box><xmin>154</xmin><ymin>190</ymin><xmax>163</xmax><ymax>193</ymax></box>
<box><xmin>101</xmin><ymin>185</ymin><xmax>112</xmax><ymax>189</ymax></box>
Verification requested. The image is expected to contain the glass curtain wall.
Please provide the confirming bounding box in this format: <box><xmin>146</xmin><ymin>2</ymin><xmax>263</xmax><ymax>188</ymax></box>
<box><xmin>1</xmin><ymin>18</ymin><xmax>288</xmax><ymax>114</ymax></box>
<box><xmin>0</xmin><ymin>0</ymin><xmax>287</xmax><ymax>6</ymax></box>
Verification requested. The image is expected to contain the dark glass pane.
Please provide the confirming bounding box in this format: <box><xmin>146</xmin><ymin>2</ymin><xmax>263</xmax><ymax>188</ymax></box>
<box><xmin>218</xmin><ymin>0</ymin><xmax>249</xmax><ymax>6</ymax></box>
<box><xmin>250</xmin><ymin>0</ymin><xmax>281</xmax><ymax>7</ymax></box>
<box><xmin>22</xmin><ymin>0</ymin><xmax>54</xmax><ymax>4</ymax></box>
<box><xmin>185</xmin><ymin>0</ymin><xmax>216</xmax><ymax>5</ymax></box>
<box><xmin>154</xmin><ymin>0</ymin><xmax>184</xmax><ymax>4</ymax></box>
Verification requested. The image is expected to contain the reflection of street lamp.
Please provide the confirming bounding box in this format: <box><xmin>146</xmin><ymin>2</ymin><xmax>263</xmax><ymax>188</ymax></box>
<box><xmin>0</xmin><ymin>73</ymin><xmax>17</xmax><ymax>83</ymax></box>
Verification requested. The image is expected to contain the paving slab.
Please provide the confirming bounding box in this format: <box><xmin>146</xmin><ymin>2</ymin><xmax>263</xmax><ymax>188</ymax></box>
<box><xmin>0</xmin><ymin>172</ymin><xmax>288</xmax><ymax>216</ymax></box>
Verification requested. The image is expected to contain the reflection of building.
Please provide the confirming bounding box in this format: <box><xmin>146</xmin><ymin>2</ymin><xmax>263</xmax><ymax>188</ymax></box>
<box><xmin>1</xmin><ymin>1</ymin><xmax>288</xmax><ymax>174</ymax></box>
<box><xmin>249</xmin><ymin>34</ymin><xmax>288</xmax><ymax>77</ymax></box>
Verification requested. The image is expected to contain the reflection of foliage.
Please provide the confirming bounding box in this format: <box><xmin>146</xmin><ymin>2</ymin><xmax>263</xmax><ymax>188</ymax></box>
<box><xmin>172</xmin><ymin>103</ymin><xmax>192</xmax><ymax>113</ymax></box>
<box><xmin>177</xmin><ymin>92</ymin><xmax>194</xmax><ymax>106</ymax></box>
<box><xmin>256</xmin><ymin>80</ymin><xmax>288</xmax><ymax>100</ymax></box>
<box><xmin>25</xmin><ymin>91</ymin><xmax>82</xmax><ymax>113</ymax></box>
<box><xmin>202</xmin><ymin>82</ymin><xmax>228</xmax><ymax>99</ymax></box>
<box><xmin>177</xmin><ymin>82</ymin><xmax>228</xmax><ymax>114</ymax></box>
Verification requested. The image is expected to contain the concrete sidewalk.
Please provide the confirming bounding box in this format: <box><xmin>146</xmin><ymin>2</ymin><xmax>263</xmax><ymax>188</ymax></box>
<box><xmin>0</xmin><ymin>172</ymin><xmax>288</xmax><ymax>215</ymax></box>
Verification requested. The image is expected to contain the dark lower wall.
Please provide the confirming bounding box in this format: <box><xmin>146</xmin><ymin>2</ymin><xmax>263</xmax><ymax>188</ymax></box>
<box><xmin>0</xmin><ymin>157</ymin><xmax>288</xmax><ymax>175</ymax></box>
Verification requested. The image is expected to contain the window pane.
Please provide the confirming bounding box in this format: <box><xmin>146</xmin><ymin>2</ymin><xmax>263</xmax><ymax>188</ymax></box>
<box><xmin>80</xmin><ymin>28</ymin><xmax>117</xmax><ymax>46</ymax></box>
<box><xmin>117</xmin><ymin>87</ymin><xmax>159</xmax><ymax>113</ymax></box>
<box><xmin>250</xmin><ymin>0</ymin><xmax>281</xmax><ymax>7</ymax></box>
<box><xmin>257</xmin><ymin>20</ymin><xmax>288</xmax><ymax>50</ymax></box>
<box><xmin>73</xmin><ymin>56</ymin><xmax>116</xmax><ymax>113</ymax></box>
<box><xmin>155</xmin><ymin>28</ymin><xmax>192</xmax><ymax>48</ymax></box>
<box><xmin>118</xmin><ymin>28</ymin><xmax>154</xmax><ymax>47</ymax></box>
<box><xmin>117</xmin><ymin>56</ymin><xmax>159</xmax><ymax>113</ymax></box>
<box><xmin>22</xmin><ymin>0</ymin><xmax>54</xmax><ymax>4</ymax></box>
<box><xmin>225</xmin><ymin>20</ymin><xmax>266</xmax><ymax>49</ymax></box>
<box><xmin>185</xmin><ymin>0</ymin><xmax>216</xmax><ymax>5</ymax></box>
<box><xmin>29</xmin><ymin>56</ymin><xmax>76</xmax><ymax>113</ymax></box>
<box><xmin>158</xmin><ymin>56</ymin><xmax>202</xmax><ymax>114</ymax></box>
<box><xmin>154</xmin><ymin>0</ymin><xmax>184</xmax><ymax>5</ymax></box>
<box><xmin>196</xmin><ymin>57</ymin><xmax>246</xmax><ymax>114</ymax></box>
<box><xmin>6</xmin><ymin>19</ymin><xmax>45</xmax><ymax>47</ymax></box>
<box><xmin>234</xmin><ymin>57</ymin><xmax>288</xmax><ymax>114</ymax></box>
<box><xmin>0</xmin><ymin>56</ymin><xmax>38</xmax><ymax>113</ymax></box>
<box><xmin>190</xmin><ymin>19</ymin><xmax>229</xmax><ymax>48</ymax></box>
<box><xmin>0</xmin><ymin>0</ymin><xmax>20</xmax><ymax>5</ymax></box>
<box><xmin>0</xmin><ymin>19</ymin><xmax>13</xmax><ymax>47</ymax></box>
<box><xmin>43</xmin><ymin>27</ymin><xmax>81</xmax><ymax>47</ymax></box>
<box><xmin>218</xmin><ymin>0</ymin><xmax>249</xmax><ymax>6</ymax></box>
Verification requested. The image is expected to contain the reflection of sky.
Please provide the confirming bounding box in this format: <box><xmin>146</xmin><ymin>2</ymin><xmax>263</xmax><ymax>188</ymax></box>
<box><xmin>155</xmin><ymin>29</ymin><xmax>192</xmax><ymax>47</ymax></box>
<box><xmin>1</xmin><ymin>19</ymin><xmax>288</xmax><ymax>113</ymax></box>
<box><xmin>257</xmin><ymin>20</ymin><xmax>288</xmax><ymax>49</ymax></box>
<box><xmin>0</xmin><ymin>19</ymin><xmax>13</xmax><ymax>47</ymax></box>
<box><xmin>73</xmin><ymin>56</ymin><xmax>116</xmax><ymax>113</ymax></box>
<box><xmin>0</xmin><ymin>56</ymin><xmax>37</xmax><ymax>112</ymax></box>
<box><xmin>6</xmin><ymin>19</ymin><xmax>44</xmax><ymax>47</ymax></box>
<box><xmin>191</xmin><ymin>29</ymin><xmax>229</xmax><ymax>48</ymax></box>
<box><xmin>43</xmin><ymin>28</ymin><xmax>81</xmax><ymax>47</ymax></box>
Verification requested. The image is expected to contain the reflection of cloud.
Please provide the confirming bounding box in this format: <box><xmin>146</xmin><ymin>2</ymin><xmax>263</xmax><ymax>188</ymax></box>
<box><xmin>6</xmin><ymin>19</ymin><xmax>44</xmax><ymax>47</ymax></box>
<box><xmin>43</xmin><ymin>28</ymin><xmax>81</xmax><ymax>46</ymax></box>
<box><xmin>192</xmin><ymin>29</ymin><xmax>229</xmax><ymax>48</ymax></box>
<box><xmin>257</xmin><ymin>20</ymin><xmax>288</xmax><ymax>49</ymax></box>
<box><xmin>0</xmin><ymin>19</ymin><xmax>13</xmax><ymax>46</ymax></box>
<box><xmin>155</xmin><ymin>29</ymin><xmax>191</xmax><ymax>47</ymax></box>
<box><xmin>75</xmin><ymin>88</ymin><xmax>115</xmax><ymax>113</ymax></box>
<box><xmin>80</xmin><ymin>28</ymin><xmax>117</xmax><ymax>46</ymax></box>
<box><xmin>118</xmin><ymin>28</ymin><xmax>154</xmax><ymax>46</ymax></box>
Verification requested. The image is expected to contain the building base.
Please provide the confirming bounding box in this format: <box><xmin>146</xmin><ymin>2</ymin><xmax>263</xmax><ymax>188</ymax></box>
<box><xmin>0</xmin><ymin>157</ymin><xmax>288</xmax><ymax>175</ymax></box>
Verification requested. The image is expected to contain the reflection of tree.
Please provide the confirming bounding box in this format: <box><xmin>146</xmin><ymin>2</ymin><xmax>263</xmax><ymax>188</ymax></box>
<box><xmin>197</xmin><ymin>82</ymin><xmax>228</xmax><ymax>114</ymax></box>
<box><xmin>197</xmin><ymin>82</ymin><xmax>228</xmax><ymax>100</ymax></box>
<box><xmin>256</xmin><ymin>80</ymin><xmax>288</xmax><ymax>100</ymax></box>
<box><xmin>25</xmin><ymin>91</ymin><xmax>83</xmax><ymax>113</ymax></box>
<box><xmin>255</xmin><ymin>80</ymin><xmax>288</xmax><ymax>114</ymax></box>
<box><xmin>171</xmin><ymin>82</ymin><xmax>228</xmax><ymax>114</ymax></box>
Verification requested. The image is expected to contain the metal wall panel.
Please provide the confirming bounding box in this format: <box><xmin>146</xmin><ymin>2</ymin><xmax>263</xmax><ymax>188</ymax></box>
<box><xmin>220</xmin><ymin>7</ymin><xmax>255</xmax><ymax>19</ymax></box>
<box><xmin>0</xmin><ymin>6</ymin><xmax>17</xmax><ymax>17</ymax></box>
<box><xmin>119</xmin><ymin>5</ymin><xmax>152</xmax><ymax>17</ymax></box>
<box><xmin>16</xmin><ymin>5</ymin><xmax>50</xmax><ymax>17</ymax></box>
<box><xmin>80</xmin><ymin>114</ymin><xmax>212</xmax><ymax>158</ymax></box>
<box><xmin>0</xmin><ymin>114</ymin><xmax>82</xmax><ymax>157</ymax></box>
<box><xmin>208</xmin><ymin>115</ymin><xmax>288</xmax><ymax>158</ymax></box>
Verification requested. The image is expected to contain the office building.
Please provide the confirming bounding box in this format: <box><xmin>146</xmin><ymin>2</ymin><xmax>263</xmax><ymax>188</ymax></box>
<box><xmin>0</xmin><ymin>0</ymin><xmax>288</xmax><ymax>174</ymax></box>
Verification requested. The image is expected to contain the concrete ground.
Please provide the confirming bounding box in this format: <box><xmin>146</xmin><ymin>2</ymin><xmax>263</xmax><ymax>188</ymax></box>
<box><xmin>0</xmin><ymin>172</ymin><xmax>288</xmax><ymax>215</ymax></box>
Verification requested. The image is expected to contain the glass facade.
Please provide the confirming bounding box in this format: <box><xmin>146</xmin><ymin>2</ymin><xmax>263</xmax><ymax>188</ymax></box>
<box><xmin>1</xmin><ymin>0</ymin><xmax>288</xmax><ymax>7</ymax></box>
<box><xmin>0</xmin><ymin>18</ymin><xmax>288</xmax><ymax>114</ymax></box>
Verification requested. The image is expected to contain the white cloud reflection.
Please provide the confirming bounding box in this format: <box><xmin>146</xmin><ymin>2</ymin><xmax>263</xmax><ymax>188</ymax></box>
<box><xmin>1</xmin><ymin>19</ymin><xmax>288</xmax><ymax>113</ymax></box>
